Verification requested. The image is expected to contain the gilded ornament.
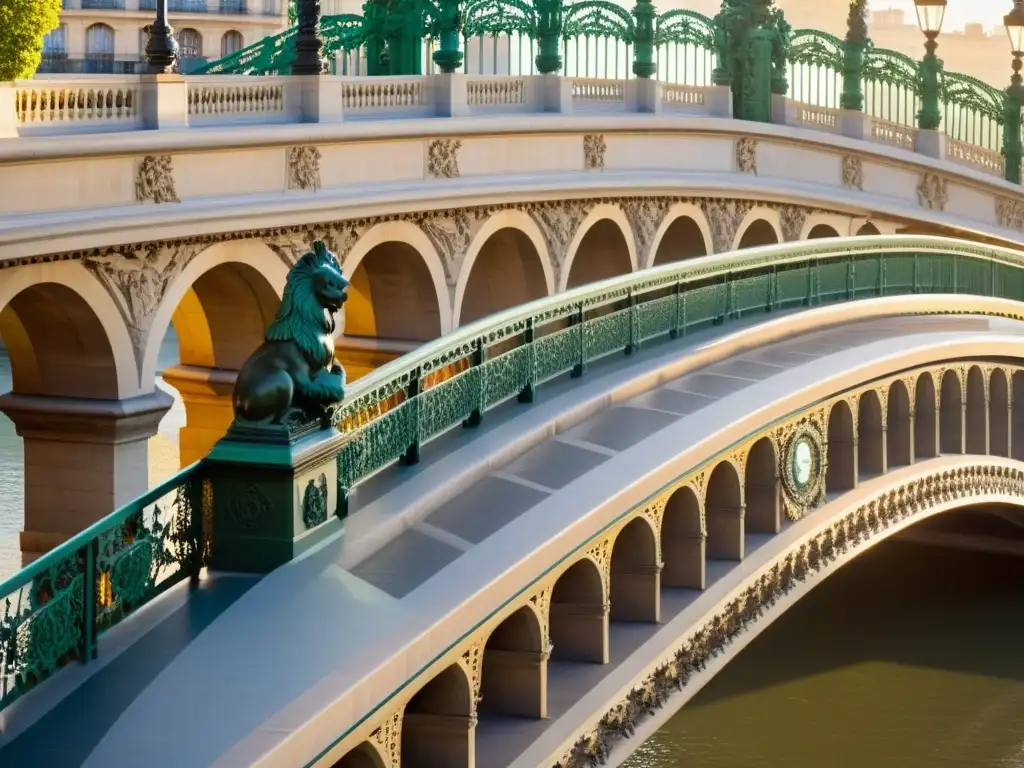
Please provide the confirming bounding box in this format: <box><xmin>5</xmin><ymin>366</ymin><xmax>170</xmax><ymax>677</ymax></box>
<box><xmin>427</xmin><ymin>138</ymin><xmax>462</xmax><ymax>179</ymax></box>
<box><xmin>287</xmin><ymin>145</ymin><xmax>322</xmax><ymax>192</ymax></box>
<box><xmin>736</xmin><ymin>137</ymin><xmax>758</xmax><ymax>174</ymax></box>
<box><xmin>917</xmin><ymin>172</ymin><xmax>949</xmax><ymax>212</ymax></box>
<box><xmin>842</xmin><ymin>155</ymin><xmax>864</xmax><ymax>190</ymax></box>
<box><xmin>583</xmin><ymin>134</ymin><xmax>607</xmax><ymax>171</ymax></box>
<box><xmin>135</xmin><ymin>154</ymin><xmax>179</xmax><ymax>204</ymax></box>
<box><xmin>780</xmin><ymin>421</ymin><xmax>826</xmax><ymax>515</ymax></box>
<box><xmin>232</xmin><ymin>241</ymin><xmax>349</xmax><ymax>429</ymax></box>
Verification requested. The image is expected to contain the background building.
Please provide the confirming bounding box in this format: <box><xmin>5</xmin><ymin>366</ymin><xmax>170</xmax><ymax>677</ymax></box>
<box><xmin>38</xmin><ymin>0</ymin><xmax>289</xmax><ymax>74</ymax></box>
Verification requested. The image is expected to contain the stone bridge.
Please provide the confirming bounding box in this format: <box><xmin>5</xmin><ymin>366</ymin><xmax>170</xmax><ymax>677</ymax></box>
<box><xmin>3</xmin><ymin>72</ymin><xmax>1024</xmax><ymax>560</ymax></box>
<box><xmin>3</xmin><ymin>235</ymin><xmax>1024</xmax><ymax>768</ymax></box>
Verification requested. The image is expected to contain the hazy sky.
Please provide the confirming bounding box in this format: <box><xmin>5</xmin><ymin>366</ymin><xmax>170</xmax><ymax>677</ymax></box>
<box><xmin>872</xmin><ymin>0</ymin><xmax>1012</xmax><ymax>32</ymax></box>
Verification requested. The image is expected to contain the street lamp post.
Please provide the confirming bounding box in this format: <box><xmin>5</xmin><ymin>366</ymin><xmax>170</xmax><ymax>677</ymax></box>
<box><xmin>913</xmin><ymin>0</ymin><xmax>946</xmax><ymax>131</ymax></box>
<box><xmin>1004</xmin><ymin>0</ymin><xmax>1024</xmax><ymax>184</ymax></box>
<box><xmin>291</xmin><ymin>0</ymin><xmax>323</xmax><ymax>75</ymax></box>
<box><xmin>144</xmin><ymin>0</ymin><xmax>179</xmax><ymax>73</ymax></box>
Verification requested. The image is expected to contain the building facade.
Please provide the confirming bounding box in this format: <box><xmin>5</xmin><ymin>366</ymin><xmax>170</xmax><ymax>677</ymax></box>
<box><xmin>38</xmin><ymin>0</ymin><xmax>289</xmax><ymax>74</ymax></box>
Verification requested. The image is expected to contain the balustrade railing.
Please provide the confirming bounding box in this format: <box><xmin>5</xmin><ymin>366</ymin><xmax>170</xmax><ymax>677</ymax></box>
<box><xmin>2</xmin><ymin>235</ymin><xmax>1023</xmax><ymax>713</ymax></box>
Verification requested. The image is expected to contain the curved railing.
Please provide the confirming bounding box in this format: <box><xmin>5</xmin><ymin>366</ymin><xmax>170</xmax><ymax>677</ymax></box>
<box><xmin>4</xmin><ymin>234</ymin><xmax>1024</xmax><ymax>715</ymax></box>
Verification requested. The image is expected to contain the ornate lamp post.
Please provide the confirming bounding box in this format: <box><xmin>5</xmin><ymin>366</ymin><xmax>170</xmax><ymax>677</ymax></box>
<box><xmin>913</xmin><ymin>0</ymin><xmax>946</xmax><ymax>131</ymax></box>
<box><xmin>840</xmin><ymin>0</ymin><xmax>868</xmax><ymax>112</ymax></box>
<box><xmin>291</xmin><ymin>0</ymin><xmax>323</xmax><ymax>74</ymax></box>
<box><xmin>432</xmin><ymin>0</ymin><xmax>464</xmax><ymax>74</ymax></box>
<box><xmin>143</xmin><ymin>0</ymin><xmax>179</xmax><ymax>73</ymax></box>
<box><xmin>632</xmin><ymin>0</ymin><xmax>656</xmax><ymax>79</ymax></box>
<box><xmin>1004</xmin><ymin>0</ymin><xmax>1024</xmax><ymax>183</ymax></box>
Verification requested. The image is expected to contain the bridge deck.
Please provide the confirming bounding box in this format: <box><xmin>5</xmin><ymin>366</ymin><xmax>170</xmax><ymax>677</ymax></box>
<box><xmin>1</xmin><ymin>311</ymin><xmax>1018</xmax><ymax>768</ymax></box>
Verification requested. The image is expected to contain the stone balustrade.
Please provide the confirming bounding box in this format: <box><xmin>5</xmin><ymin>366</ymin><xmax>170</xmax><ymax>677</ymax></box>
<box><xmin>0</xmin><ymin>73</ymin><xmax>1001</xmax><ymax>180</ymax></box>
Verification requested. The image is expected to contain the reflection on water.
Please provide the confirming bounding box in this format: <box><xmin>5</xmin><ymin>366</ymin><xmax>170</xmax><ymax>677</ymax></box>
<box><xmin>625</xmin><ymin>538</ymin><xmax>1024</xmax><ymax>768</ymax></box>
<box><xmin>0</xmin><ymin>330</ymin><xmax>184</xmax><ymax>581</ymax></box>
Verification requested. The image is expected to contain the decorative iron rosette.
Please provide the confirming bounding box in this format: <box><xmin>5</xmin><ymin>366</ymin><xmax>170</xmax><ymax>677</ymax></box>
<box><xmin>781</xmin><ymin>421</ymin><xmax>826</xmax><ymax>512</ymax></box>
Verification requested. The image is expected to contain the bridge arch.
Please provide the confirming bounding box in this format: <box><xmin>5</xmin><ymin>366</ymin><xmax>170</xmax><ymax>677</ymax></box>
<box><xmin>915</xmin><ymin>371</ymin><xmax>938</xmax><ymax>460</ymax></box>
<box><xmin>479</xmin><ymin>604</ymin><xmax>547</xmax><ymax>718</ymax></box>
<box><xmin>401</xmin><ymin>662</ymin><xmax>474</xmax><ymax>768</ymax></box>
<box><xmin>705</xmin><ymin>460</ymin><xmax>744</xmax><ymax>561</ymax></box>
<box><xmin>734</xmin><ymin>207</ymin><xmax>783</xmax><ymax>250</ymax></box>
<box><xmin>549</xmin><ymin>556</ymin><xmax>607</xmax><ymax>664</ymax></box>
<box><xmin>561</xmin><ymin>204</ymin><xmax>637</xmax><ymax>290</ymax></box>
<box><xmin>609</xmin><ymin>515</ymin><xmax>660</xmax><ymax>623</ymax></box>
<box><xmin>342</xmin><ymin>220</ymin><xmax>453</xmax><ymax>337</ymax></box>
<box><xmin>745</xmin><ymin>437</ymin><xmax>779</xmax><ymax>534</ymax></box>
<box><xmin>940</xmin><ymin>369</ymin><xmax>964</xmax><ymax>455</ymax></box>
<box><xmin>141</xmin><ymin>239</ymin><xmax>288</xmax><ymax>388</ymax></box>
<box><xmin>330</xmin><ymin>743</ymin><xmax>385</xmax><ymax>768</ymax></box>
<box><xmin>801</xmin><ymin>212</ymin><xmax>850</xmax><ymax>239</ymax></box>
<box><xmin>887</xmin><ymin>379</ymin><xmax>913</xmax><ymax>468</ymax></box>
<box><xmin>858</xmin><ymin>389</ymin><xmax>885</xmax><ymax>477</ymax></box>
<box><xmin>0</xmin><ymin>260</ymin><xmax>138</xmax><ymax>399</ymax></box>
<box><xmin>454</xmin><ymin>210</ymin><xmax>553</xmax><ymax>328</ymax></box>
<box><xmin>966</xmin><ymin>366</ymin><xmax>987</xmax><ymax>455</ymax></box>
<box><xmin>827</xmin><ymin>399</ymin><xmax>856</xmax><ymax>493</ymax></box>
<box><xmin>646</xmin><ymin>202</ymin><xmax>713</xmax><ymax>268</ymax></box>
<box><xmin>660</xmin><ymin>484</ymin><xmax>704</xmax><ymax>589</ymax></box>
<box><xmin>990</xmin><ymin>368</ymin><xmax>1009</xmax><ymax>457</ymax></box>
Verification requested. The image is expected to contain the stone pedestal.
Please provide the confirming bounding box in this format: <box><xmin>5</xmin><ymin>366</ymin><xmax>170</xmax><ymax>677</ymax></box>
<box><xmin>205</xmin><ymin>423</ymin><xmax>348</xmax><ymax>573</ymax></box>
<box><xmin>840</xmin><ymin>110</ymin><xmax>873</xmax><ymax>141</ymax></box>
<box><xmin>705</xmin><ymin>85</ymin><xmax>734</xmax><ymax>118</ymax></box>
<box><xmin>432</xmin><ymin>73</ymin><xmax>470</xmax><ymax>117</ymax></box>
<box><xmin>916</xmin><ymin>129</ymin><xmax>948</xmax><ymax>161</ymax></box>
<box><xmin>162</xmin><ymin>364</ymin><xmax>237</xmax><ymax>468</ymax></box>
<box><xmin>139</xmin><ymin>74</ymin><xmax>189</xmax><ymax>130</ymax></box>
<box><xmin>628</xmin><ymin>78</ymin><xmax>662</xmax><ymax>114</ymax></box>
<box><xmin>541</xmin><ymin>74</ymin><xmax>574</xmax><ymax>114</ymax></box>
<box><xmin>283</xmin><ymin>75</ymin><xmax>345</xmax><ymax>123</ymax></box>
<box><xmin>0</xmin><ymin>83</ymin><xmax>17</xmax><ymax>139</ymax></box>
<box><xmin>0</xmin><ymin>391</ymin><xmax>172</xmax><ymax>561</ymax></box>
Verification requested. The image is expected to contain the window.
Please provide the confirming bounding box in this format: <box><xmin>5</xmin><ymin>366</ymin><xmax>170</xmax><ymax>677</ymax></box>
<box><xmin>176</xmin><ymin>28</ymin><xmax>203</xmax><ymax>60</ymax></box>
<box><xmin>85</xmin><ymin>23</ymin><xmax>115</xmax><ymax>57</ymax></box>
<box><xmin>42</xmin><ymin>25</ymin><xmax>67</xmax><ymax>54</ymax></box>
<box><xmin>221</xmin><ymin>30</ymin><xmax>244</xmax><ymax>57</ymax></box>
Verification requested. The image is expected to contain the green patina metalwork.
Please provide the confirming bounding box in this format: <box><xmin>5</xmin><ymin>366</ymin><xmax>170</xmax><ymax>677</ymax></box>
<box><xmin>302</xmin><ymin>474</ymin><xmax>330</xmax><ymax>529</ymax></box>
<box><xmin>331</xmin><ymin>235</ymin><xmax>1024</xmax><ymax>517</ymax></box>
<box><xmin>1006</xmin><ymin>55</ymin><xmax>1024</xmax><ymax>184</ymax></box>
<box><xmin>0</xmin><ymin>466</ymin><xmax>203</xmax><ymax>713</ymax></box>
<box><xmin>841</xmin><ymin>0</ymin><xmax>867</xmax><ymax>111</ymax></box>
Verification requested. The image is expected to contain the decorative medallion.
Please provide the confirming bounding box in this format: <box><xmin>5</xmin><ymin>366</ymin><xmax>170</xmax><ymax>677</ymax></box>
<box><xmin>135</xmin><ymin>154</ymin><xmax>179</xmax><ymax>204</ymax></box>
<box><xmin>583</xmin><ymin>134</ymin><xmax>606</xmax><ymax>171</ymax></box>
<box><xmin>302</xmin><ymin>473</ymin><xmax>329</xmax><ymax>529</ymax></box>
<box><xmin>228</xmin><ymin>482</ymin><xmax>273</xmax><ymax>530</ymax></box>
<box><xmin>427</xmin><ymin>138</ymin><xmax>462</xmax><ymax>179</ymax></box>
<box><xmin>736</xmin><ymin>137</ymin><xmax>758</xmax><ymax>175</ymax></box>
<box><xmin>842</xmin><ymin>155</ymin><xmax>864</xmax><ymax>190</ymax></box>
<box><xmin>781</xmin><ymin>422</ymin><xmax>826</xmax><ymax>511</ymax></box>
<box><xmin>287</xmin><ymin>145</ymin><xmax>322</xmax><ymax>191</ymax></box>
<box><xmin>916</xmin><ymin>172</ymin><xmax>948</xmax><ymax>212</ymax></box>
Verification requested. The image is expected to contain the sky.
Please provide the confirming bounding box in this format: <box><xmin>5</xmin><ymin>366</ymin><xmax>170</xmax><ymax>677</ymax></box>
<box><xmin>871</xmin><ymin>0</ymin><xmax>1011</xmax><ymax>33</ymax></box>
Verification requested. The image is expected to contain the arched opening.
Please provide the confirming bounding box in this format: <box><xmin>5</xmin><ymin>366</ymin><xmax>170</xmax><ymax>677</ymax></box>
<box><xmin>652</xmin><ymin>216</ymin><xmax>708</xmax><ymax>265</ymax></box>
<box><xmin>460</xmin><ymin>228</ymin><xmax>547</xmax><ymax>325</ymax></box>
<box><xmin>737</xmin><ymin>219</ymin><xmax>779</xmax><ymax>250</ymax></box>
<box><xmin>886</xmin><ymin>380</ymin><xmax>912</xmax><ymax>468</ymax></box>
<box><xmin>161</xmin><ymin>261</ymin><xmax>281</xmax><ymax>468</ymax></box>
<box><xmin>915</xmin><ymin>372</ymin><xmax>937</xmax><ymax>460</ymax></box>
<box><xmin>610</xmin><ymin>517</ymin><xmax>660</xmax><ymax>623</ymax></box>
<box><xmin>85</xmin><ymin>23</ymin><xmax>114</xmax><ymax>73</ymax></box>
<box><xmin>341</xmin><ymin>241</ymin><xmax>443</xmax><ymax>380</ymax></box>
<box><xmin>858</xmin><ymin>390</ymin><xmax>885</xmax><ymax>478</ymax></box>
<box><xmin>480</xmin><ymin>606</ymin><xmax>546</xmax><ymax>718</ymax></box>
<box><xmin>744</xmin><ymin>437</ymin><xmax>779</xmax><ymax>534</ymax></box>
<box><xmin>566</xmin><ymin>219</ymin><xmax>632</xmax><ymax>289</ymax></box>
<box><xmin>807</xmin><ymin>224</ymin><xmax>840</xmax><ymax>239</ymax></box>
<box><xmin>221</xmin><ymin>30</ymin><xmax>244</xmax><ymax>57</ymax></box>
<box><xmin>1014</xmin><ymin>372</ymin><xmax>1024</xmax><ymax>462</ymax></box>
<box><xmin>990</xmin><ymin>368</ymin><xmax>1010</xmax><ymax>458</ymax></box>
<box><xmin>549</xmin><ymin>558</ymin><xmax>607</xmax><ymax>664</ymax></box>
<box><xmin>177</xmin><ymin>28</ymin><xmax>204</xmax><ymax>72</ymax></box>
<box><xmin>856</xmin><ymin>222</ymin><xmax>881</xmax><ymax>236</ymax></box>
<box><xmin>965</xmin><ymin>366</ymin><xmax>987</xmax><ymax>454</ymax></box>
<box><xmin>826</xmin><ymin>400</ymin><xmax>856</xmax><ymax>494</ymax></box>
<box><xmin>660</xmin><ymin>485</ymin><xmax>704</xmax><ymax>589</ymax></box>
<box><xmin>331</xmin><ymin>743</ymin><xmax>384</xmax><ymax>768</ymax></box>
<box><xmin>705</xmin><ymin>461</ymin><xmax>743</xmax><ymax>561</ymax></box>
<box><xmin>940</xmin><ymin>370</ymin><xmax>964</xmax><ymax>455</ymax></box>
<box><xmin>401</xmin><ymin>664</ymin><xmax>474</xmax><ymax>768</ymax></box>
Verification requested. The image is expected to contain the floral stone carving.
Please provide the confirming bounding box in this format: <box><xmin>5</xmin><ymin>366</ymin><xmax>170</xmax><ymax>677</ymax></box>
<box><xmin>917</xmin><ymin>172</ymin><xmax>948</xmax><ymax>212</ymax></box>
<box><xmin>427</xmin><ymin>138</ymin><xmax>462</xmax><ymax>179</ymax></box>
<box><xmin>583</xmin><ymin>134</ymin><xmax>607</xmax><ymax>170</ymax></box>
<box><xmin>996</xmin><ymin>197</ymin><xmax>1024</xmax><ymax>232</ymax></box>
<box><xmin>287</xmin><ymin>146</ymin><xmax>322</xmax><ymax>191</ymax></box>
<box><xmin>842</xmin><ymin>155</ymin><xmax>864</xmax><ymax>190</ymax></box>
<box><xmin>232</xmin><ymin>241</ymin><xmax>350</xmax><ymax>429</ymax></box>
<box><xmin>302</xmin><ymin>474</ymin><xmax>329</xmax><ymax>529</ymax></box>
<box><xmin>736</xmin><ymin>137</ymin><xmax>758</xmax><ymax>175</ymax></box>
<box><xmin>135</xmin><ymin>154</ymin><xmax>179</xmax><ymax>204</ymax></box>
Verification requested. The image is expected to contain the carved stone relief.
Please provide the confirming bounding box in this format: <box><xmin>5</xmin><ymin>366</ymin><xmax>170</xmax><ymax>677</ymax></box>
<box><xmin>917</xmin><ymin>172</ymin><xmax>948</xmax><ymax>212</ymax></box>
<box><xmin>286</xmin><ymin>145</ymin><xmax>322</xmax><ymax>192</ymax></box>
<box><xmin>528</xmin><ymin>199</ymin><xmax>592</xmax><ymax>286</ymax></box>
<box><xmin>842</xmin><ymin>155</ymin><xmax>864</xmax><ymax>191</ymax></box>
<box><xmin>135</xmin><ymin>154</ymin><xmax>179</xmax><ymax>204</ymax></box>
<box><xmin>777</xmin><ymin>205</ymin><xmax>809</xmax><ymax>242</ymax></box>
<box><xmin>583</xmin><ymin>134</ymin><xmax>607</xmax><ymax>171</ymax></box>
<box><xmin>996</xmin><ymin>197</ymin><xmax>1024</xmax><ymax>231</ymax></box>
<box><xmin>620</xmin><ymin>198</ymin><xmax>670</xmax><ymax>260</ymax></box>
<box><xmin>461</xmin><ymin>642</ymin><xmax>484</xmax><ymax>708</ymax></box>
<box><xmin>736</xmin><ymin>137</ymin><xmax>758</xmax><ymax>175</ymax></box>
<box><xmin>702</xmin><ymin>199</ymin><xmax>752</xmax><ymax>253</ymax></box>
<box><xmin>83</xmin><ymin>242</ymin><xmax>202</xmax><ymax>375</ymax></box>
<box><xmin>427</xmin><ymin>138</ymin><xmax>462</xmax><ymax>179</ymax></box>
<box><xmin>370</xmin><ymin>711</ymin><xmax>402</xmax><ymax>767</ymax></box>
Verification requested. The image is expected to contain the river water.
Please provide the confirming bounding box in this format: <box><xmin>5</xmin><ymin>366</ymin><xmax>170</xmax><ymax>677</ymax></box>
<box><xmin>624</xmin><ymin>536</ymin><xmax>1024</xmax><ymax>768</ymax></box>
<box><xmin>0</xmin><ymin>330</ymin><xmax>185</xmax><ymax>581</ymax></box>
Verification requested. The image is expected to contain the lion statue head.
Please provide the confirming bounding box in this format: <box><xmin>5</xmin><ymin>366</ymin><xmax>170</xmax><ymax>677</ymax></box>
<box><xmin>265</xmin><ymin>241</ymin><xmax>349</xmax><ymax>370</ymax></box>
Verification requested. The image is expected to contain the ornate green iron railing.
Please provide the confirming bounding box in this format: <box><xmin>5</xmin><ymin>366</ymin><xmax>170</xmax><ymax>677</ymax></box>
<box><xmin>331</xmin><ymin>235</ymin><xmax>1024</xmax><ymax>515</ymax></box>
<box><xmin>0</xmin><ymin>465</ymin><xmax>204</xmax><ymax>712</ymax></box>
<box><xmin>4</xmin><ymin>235</ymin><xmax>1024</xmax><ymax>713</ymax></box>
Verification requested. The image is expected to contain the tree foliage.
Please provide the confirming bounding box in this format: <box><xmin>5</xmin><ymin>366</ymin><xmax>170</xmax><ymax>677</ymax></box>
<box><xmin>845</xmin><ymin>0</ymin><xmax>869</xmax><ymax>46</ymax></box>
<box><xmin>0</xmin><ymin>0</ymin><xmax>62</xmax><ymax>81</ymax></box>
